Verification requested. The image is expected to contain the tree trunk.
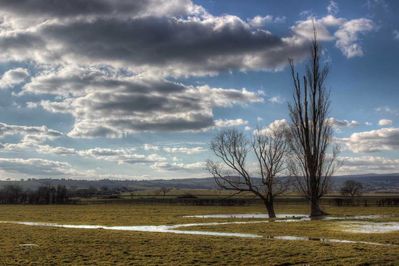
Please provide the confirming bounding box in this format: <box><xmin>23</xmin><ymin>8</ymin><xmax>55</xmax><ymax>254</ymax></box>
<box><xmin>264</xmin><ymin>198</ymin><xmax>276</xmax><ymax>218</ymax></box>
<box><xmin>310</xmin><ymin>196</ymin><xmax>327</xmax><ymax>217</ymax></box>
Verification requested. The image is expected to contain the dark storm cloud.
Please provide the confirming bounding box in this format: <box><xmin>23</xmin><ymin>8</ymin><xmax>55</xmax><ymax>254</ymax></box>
<box><xmin>0</xmin><ymin>12</ymin><xmax>308</xmax><ymax>75</ymax></box>
<box><xmin>0</xmin><ymin>0</ymin><xmax>194</xmax><ymax>18</ymax></box>
<box><xmin>41</xmin><ymin>16</ymin><xmax>284</xmax><ymax>71</ymax></box>
<box><xmin>0</xmin><ymin>32</ymin><xmax>46</xmax><ymax>62</ymax></box>
<box><xmin>0</xmin><ymin>0</ymin><xmax>375</xmax><ymax>75</ymax></box>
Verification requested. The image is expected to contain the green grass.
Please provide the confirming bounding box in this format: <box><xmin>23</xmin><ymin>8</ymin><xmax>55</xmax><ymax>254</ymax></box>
<box><xmin>0</xmin><ymin>203</ymin><xmax>398</xmax><ymax>265</ymax></box>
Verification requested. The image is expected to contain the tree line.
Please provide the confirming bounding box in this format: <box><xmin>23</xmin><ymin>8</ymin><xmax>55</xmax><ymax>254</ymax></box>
<box><xmin>0</xmin><ymin>184</ymin><xmax>135</xmax><ymax>204</ymax></box>
<box><xmin>0</xmin><ymin>184</ymin><xmax>69</xmax><ymax>204</ymax></box>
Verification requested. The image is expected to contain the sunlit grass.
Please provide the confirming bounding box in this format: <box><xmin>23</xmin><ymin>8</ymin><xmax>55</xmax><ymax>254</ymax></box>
<box><xmin>0</xmin><ymin>203</ymin><xmax>398</xmax><ymax>265</ymax></box>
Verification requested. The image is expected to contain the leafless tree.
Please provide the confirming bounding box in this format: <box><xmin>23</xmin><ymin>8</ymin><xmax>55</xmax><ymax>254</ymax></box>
<box><xmin>207</xmin><ymin>126</ymin><xmax>290</xmax><ymax>218</ymax></box>
<box><xmin>340</xmin><ymin>180</ymin><xmax>363</xmax><ymax>198</ymax></box>
<box><xmin>160</xmin><ymin>187</ymin><xmax>172</xmax><ymax>197</ymax></box>
<box><xmin>287</xmin><ymin>27</ymin><xmax>340</xmax><ymax>217</ymax></box>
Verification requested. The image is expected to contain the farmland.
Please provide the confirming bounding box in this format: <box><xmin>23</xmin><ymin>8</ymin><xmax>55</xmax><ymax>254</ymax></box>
<box><xmin>0</xmin><ymin>203</ymin><xmax>398</xmax><ymax>265</ymax></box>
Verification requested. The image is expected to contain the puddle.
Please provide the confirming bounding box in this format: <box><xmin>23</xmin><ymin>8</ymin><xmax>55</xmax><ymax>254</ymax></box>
<box><xmin>321</xmin><ymin>215</ymin><xmax>392</xmax><ymax>221</ymax></box>
<box><xmin>171</xmin><ymin>221</ymin><xmax>269</xmax><ymax>228</ymax></box>
<box><xmin>340</xmin><ymin>222</ymin><xmax>399</xmax><ymax>234</ymax></box>
<box><xmin>268</xmin><ymin>235</ymin><xmax>393</xmax><ymax>247</ymax></box>
<box><xmin>0</xmin><ymin>221</ymin><xmax>265</xmax><ymax>238</ymax></box>
<box><xmin>184</xmin><ymin>213</ymin><xmax>307</xmax><ymax>219</ymax></box>
<box><xmin>1</xmin><ymin>220</ymin><xmax>395</xmax><ymax>246</ymax></box>
<box><xmin>186</xmin><ymin>213</ymin><xmax>393</xmax><ymax>222</ymax></box>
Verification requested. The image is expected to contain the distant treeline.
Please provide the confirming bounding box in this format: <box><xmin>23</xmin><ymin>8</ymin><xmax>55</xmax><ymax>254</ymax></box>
<box><xmin>0</xmin><ymin>184</ymin><xmax>69</xmax><ymax>204</ymax></box>
<box><xmin>0</xmin><ymin>184</ymin><xmax>130</xmax><ymax>204</ymax></box>
<box><xmin>1</xmin><ymin>175</ymin><xmax>399</xmax><ymax>193</ymax></box>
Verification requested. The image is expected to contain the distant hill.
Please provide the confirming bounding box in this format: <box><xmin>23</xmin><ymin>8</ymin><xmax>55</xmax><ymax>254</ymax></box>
<box><xmin>0</xmin><ymin>177</ymin><xmax>219</xmax><ymax>191</ymax></box>
<box><xmin>0</xmin><ymin>174</ymin><xmax>399</xmax><ymax>193</ymax></box>
<box><xmin>331</xmin><ymin>174</ymin><xmax>399</xmax><ymax>193</ymax></box>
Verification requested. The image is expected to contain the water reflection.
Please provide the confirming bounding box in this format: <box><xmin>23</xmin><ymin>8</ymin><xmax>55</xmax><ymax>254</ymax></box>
<box><xmin>185</xmin><ymin>213</ymin><xmax>393</xmax><ymax>222</ymax></box>
<box><xmin>184</xmin><ymin>213</ymin><xmax>307</xmax><ymax>219</ymax></box>
<box><xmin>0</xmin><ymin>221</ymin><xmax>264</xmax><ymax>238</ymax></box>
<box><xmin>1</xmin><ymin>220</ymin><xmax>396</xmax><ymax>246</ymax></box>
<box><xmin>340</xmin><ymin>221</ymin><xmax>399</xmax><ymax>233</ymax></box>
<box><xmin>268</xmin><ymin>235</ymin><xmax>393</xmax><ymax>246</ymax></box>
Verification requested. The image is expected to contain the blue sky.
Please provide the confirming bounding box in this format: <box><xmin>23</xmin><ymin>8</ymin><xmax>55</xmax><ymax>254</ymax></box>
<box><xmin>0</xmin><ymin>0</ymin><xmax>398</xmax><ymax>180</ymax></box>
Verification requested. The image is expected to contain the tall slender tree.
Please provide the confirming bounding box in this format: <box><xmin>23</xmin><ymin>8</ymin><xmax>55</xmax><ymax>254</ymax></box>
<box><xmin>287</xmin><ymin>28</ymin><xmax>339</xmax><ymax>217</ymax></box>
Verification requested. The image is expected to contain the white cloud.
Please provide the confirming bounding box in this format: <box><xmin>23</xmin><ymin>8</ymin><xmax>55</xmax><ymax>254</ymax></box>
<box><xmin>394</xmin><ymin>30</ymin><xmax>399</xmax><ymax>40</ymax></box>
<box><xmin>338</xmin><ymin>156</ymin><xmax>399</xmax><ymax>175</ymax></box>
<box><xmin>329</xmin><ymin>118</ymin><xmax>360</xmax><ymax>128</ymax></box>
<box><xmin>327</xmin><ymin>1</ymin><xmax>339</xmax><ymax>15</ymax></box>
<box><xmin>342</xmin><ymin>127</ymin><xmax>399</xmax><ymax>153</ymax></box>
<box><xmin>78</xmin><ymin>148</ymin><xmax>166</xmax><ymax>165</ymax></box>
<box><xmin>248</xmin><ymin>15</ymin><xmax>286</xmax><ymax>28</ymax></box>
<box><xmin>0</xmin><ymin>68</ymin><xmax>29</xmax><ymax>89</ymax></box>
<box><xmin>214</xmin><ymin>118</ymin><xmax>249</xmax><ymax>128</ymax></box>
<box><xmin>0</xmin><ymin>156</ymin><xmax>143</xmax><ymax>180</ymax></box>
<box><xmin>151</xmin><ymin>161</ymin><xmax>204</xmax><ymax>171</ymax></box>
<box><xmin>255</xmin><ymin>119</ymin><xmax>288</xmax><ymax>136</ymax></box>
<box><xmin>27</xmin><ymin>69</ymin><xmax>262</xmax><ymax>137</ymax></box>
<box><xmin>35</xmin><ymin>145</ymin><xmax>77</xmax><ymax>155</ymax></box>
<box><xmin>268</xmin><ymin>96</ymin><xmax>284</xmax><ymax>104</ymax></box>
<box><xmin>288</xmin><ymin>16</ymin><xmax>337</xmax><ymax>42</ymax></box>
<box><xmin>0</xmin><ymin>122</ymin><xmax>62</xmax><ymax>141</ymax></box>
<box><xmin>2</xmin><ymin>141</ymin><xmax>168</xmax><ymax>166</ymax></box>
<box><xmin>286</xmin><ymin>15</ymin><xmax>375</xmax><ymax>59</ymax></box>
<box><xmin>335</xmin><ymin>18</ymin><xmax>375</xmax><ymax>58</ymax></box>
<box><xmin>378</xmin><ymin>119</ymin><xmax>393</xmax><ymax>127</ymax></box>
<box><xmin>163</xmin><ymin>146</ymin><xmax>206</xmax><ymax>154</ymax></box>
<box><xmin>0</xmin><ymin>157</ymin><xmax>72</xmax><ymax>176</ymax></box>
<box><xmin>143</xmin><ymin>144</ymin><xmax>160</xmax><ymax>151</ymax></box>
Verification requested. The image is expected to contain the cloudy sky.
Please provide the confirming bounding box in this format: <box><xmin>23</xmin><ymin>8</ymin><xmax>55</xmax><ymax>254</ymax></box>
<box><xmin>0</xmin><ymin>0</ymin><xmax>398</xmax><ymax>180</ymax></box>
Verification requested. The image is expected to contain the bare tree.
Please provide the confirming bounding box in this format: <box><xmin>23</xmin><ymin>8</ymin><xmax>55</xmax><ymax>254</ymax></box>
<box><xmin>287</xmin><ymin>28</ymin><xmax>340</xmax><ymax>217</ymax></box>
<box><xmin>207</xmin><ymin>125</ymin><xmax>289</xmax><ymax>218</ymax></box>
<box><xmin>340</xmin><ymin>180</ymin><xmax>363</xmax><ymax>198</ymax></box>
<box><xmin>160</xmin><ymin>187</ymin><xmax>172</xmax><ymax>197</ymax></box>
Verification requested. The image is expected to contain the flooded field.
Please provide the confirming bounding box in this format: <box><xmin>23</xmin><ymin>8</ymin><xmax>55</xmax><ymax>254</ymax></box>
<box><xmin>0</xmin><ymin>204</ymin><xmax>398</xmax><ymax>265</ymax></box>
<box><xmin>2</xmin><ymin>219</ymin><xmax>397</xmax><ymax>246</ymax></box>
<box><xmin>1</xmin><ymin>211</ymin><xmax>398</xmax><ymax>247</ymax></box>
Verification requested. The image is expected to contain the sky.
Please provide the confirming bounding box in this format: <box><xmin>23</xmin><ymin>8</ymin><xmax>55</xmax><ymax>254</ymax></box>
<box><xmin>0</xmin><ymin>0</ymin><xmax>398</xmax><ymax>180</ymax></box>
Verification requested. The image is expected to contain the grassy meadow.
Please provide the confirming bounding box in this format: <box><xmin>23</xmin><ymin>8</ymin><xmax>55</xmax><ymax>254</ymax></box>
<box><xmin>0</xmin><ymin>203</ymin><xmax>398</xmax><ymax>265</ymax></box>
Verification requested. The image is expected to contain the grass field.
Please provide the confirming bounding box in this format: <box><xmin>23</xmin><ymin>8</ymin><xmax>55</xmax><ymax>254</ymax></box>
<box><xmin>0</xmin><ymin>203</ymin><xmax>398</xmax><ymax>265</ymax></box>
